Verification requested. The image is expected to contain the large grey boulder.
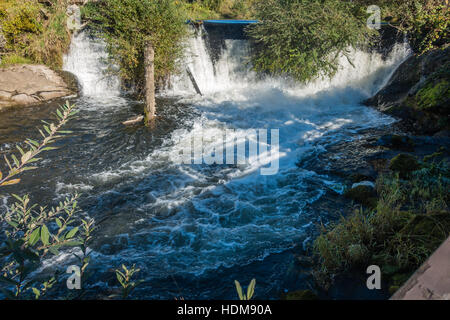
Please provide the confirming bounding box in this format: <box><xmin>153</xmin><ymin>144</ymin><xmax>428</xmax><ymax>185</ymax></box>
<box><xmin>0</xmin><ymin>64</ymin><xmax>75</xmax><ymax>109</ymax></box>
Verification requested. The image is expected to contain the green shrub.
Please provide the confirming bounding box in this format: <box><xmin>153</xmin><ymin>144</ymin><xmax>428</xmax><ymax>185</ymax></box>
<box><xmin>84</xmin><ymin>0</ymin><xmax>188</xmax><ymax>94</ymax></box>
<box><xmin>0</xmin><ymin>102</ymin><xmax>95</xmax><ymax>299</ymax></box>
<box><xmin>0</xmin><ymin>0</ymin><xmax>71</xmax><ymax>68</ymax></box>
<box><xmin>246</xmin><ymin>0</ymin><xmax>372</xmax><ymax>82</ymax></box>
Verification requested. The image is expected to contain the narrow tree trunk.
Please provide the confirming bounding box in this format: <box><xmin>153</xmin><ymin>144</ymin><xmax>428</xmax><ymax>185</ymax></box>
<box><xmin>144</xmin><ymin>41</ymin><xmax>156</xmax><ymax>125</ymax></box>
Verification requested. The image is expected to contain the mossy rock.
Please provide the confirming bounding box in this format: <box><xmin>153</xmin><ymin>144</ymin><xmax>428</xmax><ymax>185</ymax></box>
<box><xmin>285</xmin><ymin>290</ymin><xmax>319</xmax><ymax>300</ymax></box>
<box><xmin>389</xmin><ymin>154</ymin><xmax>420</xmax><ymax>178</ymax></box>
<box><xmin>415</xmin><ymin>62</ymin><xmax>450</xmax><ymax>113</ymax></box>
<box><xmin>344</xmin><ymin>185</ymin><xmax>377</xmax><ymax>208</ymax></box>
<box><xmin>416</xmin><ymin>79</ymin><xmax>449</xmax><ymax>112</ymax></box>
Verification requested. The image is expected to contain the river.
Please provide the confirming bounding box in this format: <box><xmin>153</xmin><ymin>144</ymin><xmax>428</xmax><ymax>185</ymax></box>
<box><xmin>0</xmin><ymin>29</ymin><xmax>410</xmax><ymax>299</ymax></box>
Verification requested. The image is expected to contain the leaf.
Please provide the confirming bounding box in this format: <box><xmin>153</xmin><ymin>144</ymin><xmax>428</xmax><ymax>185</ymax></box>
<box><xmin>0</xmin><ymin>179</ymin><xmax>21</xmax><ymax>186</ymax></box>
<box><xmin>28</xmin><ymin>139</ymin><xmax>40</xmax><ymax>147</ymax></box>
<box><xmin>247</xmin><ymin>279</ymin><xmax>256</xmax><ymax>300</ymax></box>
<box><xmin>65</xmin><ymin>227</ymin><xmax>79</xmax><ymax>239</ymax></box>
<box><xmin>21</xmin><ymin>151</ymin><xmax>32</xmax><ymax>164</ymax></box>
<box><xmin>55</xmin><ymin>218</ymin><xmax>62</xmax><ymax>228</ymax></box>
<box><xmin>234</xmin><ymin>280</ymin><xmax>244</xmax><ymax>300</ymax></box>
<box><xmin>29</xmin><ymin>228</ymin><xmax>41</xmax><ymax>246</ymax></box>
<box><xmin>49</xmin><ymin>247</ymin><xmax>59</xmax><ymax>256</ymax></box>
<box><xmin>0</xmin><ymin>170</ymin><xmax>2</xmax><ymax>180</ymax></box>
<box><xmin>64</xmin><ymin>241</ymin><xmax>83</xmax><ymax>247</ymax></box>
<box><xmin>11</xmin><ymin>154</ymin><xmax>19</xmax><ymax>167</ymax></box>
<box><xmin>40</xmin><ymin>225</ymin><xmax>50</xmax><ymax>246</ymax></box>
<box><xmin>16</xmin><ymin>145</ymin><xmax>24</xmax><ymax>155</ymax></box>
<box><xmin>32</xmin><ymin>287</ymin><xmax>41</xmax><ymax>299</ymax></box>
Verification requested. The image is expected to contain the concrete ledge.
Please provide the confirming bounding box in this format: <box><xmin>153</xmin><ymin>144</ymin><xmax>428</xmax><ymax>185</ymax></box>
<box><xmin>391</xmin><ymin>236</ymin><xmax>450</xmax><ymax>300</ymax></box>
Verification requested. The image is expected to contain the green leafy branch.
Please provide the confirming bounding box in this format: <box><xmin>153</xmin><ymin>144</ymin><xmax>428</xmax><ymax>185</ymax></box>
<box><xmin>0</xmin><ymin>101</ymin><xmax>78</xmax><ymax>187</ymax></box>
<box><xmin>115</xmin><ymin>264</ymin><xmax>143</xmax><ymax>299</ymax></box>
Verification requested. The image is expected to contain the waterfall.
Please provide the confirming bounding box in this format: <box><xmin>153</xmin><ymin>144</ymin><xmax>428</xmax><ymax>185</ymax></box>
<box><xmin>168</xmin><ymin>27</ymin><xmax>411</xmax><ymax>103</ymax></box>
<box><xmin>63</xmin><ymin>31</ymin><xmax>121</xmax><ymax>99</ymax></box>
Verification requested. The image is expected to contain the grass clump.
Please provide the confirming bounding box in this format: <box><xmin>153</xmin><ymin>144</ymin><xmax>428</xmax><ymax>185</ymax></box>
<box><xmin>314</xmin><ymin>160</ymin><xmax>450</xmax><ymax>289</ymax></box>
<box><xmin>0</xmin><ymin>53</ymin><xmax>32</xmax><ymax>66</ymax></box>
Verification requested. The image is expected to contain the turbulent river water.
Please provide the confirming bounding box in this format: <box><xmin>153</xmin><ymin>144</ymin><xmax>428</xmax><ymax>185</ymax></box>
<box><xmin>0</xmin><ymin>29</ymin><xmax>410</xmax><ymax>299</ymax></box>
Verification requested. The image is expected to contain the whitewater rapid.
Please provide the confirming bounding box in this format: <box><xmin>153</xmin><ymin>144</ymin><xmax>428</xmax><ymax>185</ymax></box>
<box><xmin>46</xmin><ymin>29</ymin><xmax>413</xmax><ymax>298</ymax></box>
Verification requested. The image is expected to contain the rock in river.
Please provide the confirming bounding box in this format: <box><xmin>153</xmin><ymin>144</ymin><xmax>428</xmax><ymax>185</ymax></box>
<box><xmin>0</xmin><ymin>64</ymin><xmax>76</xmax><ymax>110</ymax></box>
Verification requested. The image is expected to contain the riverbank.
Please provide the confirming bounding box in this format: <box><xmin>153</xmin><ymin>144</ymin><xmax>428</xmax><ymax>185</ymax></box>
<box><xmin>310</xmin><ymin>45</ymin><xmax>450</xmax><ymax>299</ymax></box>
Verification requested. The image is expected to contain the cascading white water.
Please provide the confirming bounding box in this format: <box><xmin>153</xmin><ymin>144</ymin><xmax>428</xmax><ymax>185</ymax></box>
<box><xmin>63</xmin><ymin>31</ymin><xmax>121</xmax><ymax>99</ymax></box>
<box><xmin>170</xmin><ymin>28</ymin><xmax>410</xmax><ymax>101</ymax></box>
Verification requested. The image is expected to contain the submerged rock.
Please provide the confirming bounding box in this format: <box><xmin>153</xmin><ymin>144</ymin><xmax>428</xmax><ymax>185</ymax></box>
<box><xmin>0</xmin><ymin>64</ymin><xmax>75</xmax><ymax>109</ymax></box>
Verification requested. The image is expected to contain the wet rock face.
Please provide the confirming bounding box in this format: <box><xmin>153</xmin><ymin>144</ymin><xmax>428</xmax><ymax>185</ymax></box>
<box><xmin>366</xmin><ymin>46</ymin><xmax>449</xmax><ymax>109</ymax></box>
<box><xmin>0</xmin><ymin>64</ymin><xmax>75</xmax><ymax>109</ymax></box>
<box><xmin>365</xmin><ymin>46</ymin><xmax>450</xmax><ymax>135</ymax></box>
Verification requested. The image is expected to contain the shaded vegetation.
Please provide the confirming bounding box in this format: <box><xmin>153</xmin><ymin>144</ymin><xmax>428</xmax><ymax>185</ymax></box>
<box><xmin>314</xmin><ymin>159</ymin><xmax>450</xmax><ymax>290</ymax></box>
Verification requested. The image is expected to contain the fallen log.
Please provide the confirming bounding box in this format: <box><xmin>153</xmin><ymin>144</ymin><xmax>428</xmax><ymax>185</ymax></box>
<box><xmin>186</xmin><ymin>67</ymin><xmax>202</xmax><ymax>96</ymax></box>
<box><xmin>122</xmin><ymin>115</ymin><xmax>144</xmax><ymax>126</ymax></box>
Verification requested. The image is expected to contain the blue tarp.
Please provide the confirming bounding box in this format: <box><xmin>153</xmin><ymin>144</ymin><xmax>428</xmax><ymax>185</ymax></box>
<box><xmin>202</xmin><ymin>20</ymin><xmax>258</xmax><ymax>24</ymax></box>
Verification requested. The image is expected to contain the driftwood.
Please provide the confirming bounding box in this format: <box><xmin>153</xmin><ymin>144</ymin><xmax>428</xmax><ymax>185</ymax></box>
<box><xmin>186</xmin><ymin>67</ymin><xmax>202</xmax><ymax>96</ymax></box>
<box><xmin>122</xmin><ymin>115</ymin><xmax>144</xmax><ymax>126</ymax></box>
